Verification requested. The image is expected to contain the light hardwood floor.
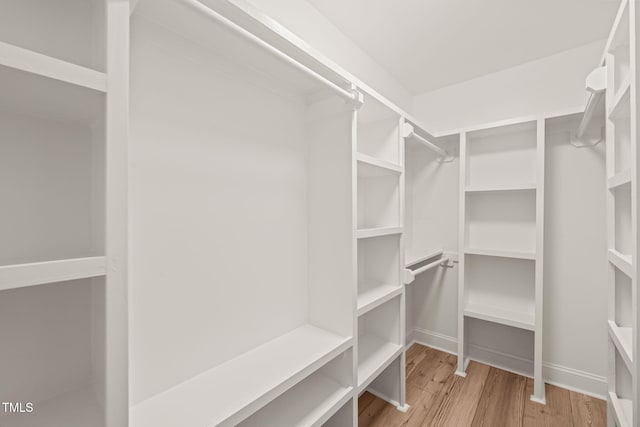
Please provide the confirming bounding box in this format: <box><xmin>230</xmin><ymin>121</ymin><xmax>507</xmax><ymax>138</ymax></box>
<box><xmin>358</xmin><ymin>344</ymin><xmax>606</xmax><ymax>427</ymax></box>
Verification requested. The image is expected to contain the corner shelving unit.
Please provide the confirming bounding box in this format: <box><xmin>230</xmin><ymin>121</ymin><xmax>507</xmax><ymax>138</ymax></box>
<box><xmin>354</xmin><ymin>94</ymin><xmax>407</xmax><ymax>411</ymax></box>
<box><xmin>0</xmin><ymin>1</ymin><xmax>128</xmax><ymax>426</ymax></box>
<box><xmin>457</xmin><ymin>118</ymin><xmax>545</xmax><ymax>403</ymax></box>
<box><xmin>604</xmin><ymin>1</ymin><xmax>637</xmax><ymax>425</ymax></box>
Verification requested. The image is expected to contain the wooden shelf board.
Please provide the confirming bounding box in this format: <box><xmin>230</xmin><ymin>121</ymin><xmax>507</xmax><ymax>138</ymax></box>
<box><xmin>239</xmin><ymin>374</ymin><xmax>352</xmax><ymax>427</ymax></box>
<box><xmin>357</xmin><ymin>284</ymin><xmax>402</xmax><ymax>316</ymax></box>
<box><xmin>0</xmin><ymin>41</ymin><xmax>106</xmax><ymax>92</ymax></box>
<box><xmin>0</xmin><ymin>257</ymin><xmax>106</xmax><ymax>292</ymax></box>
<box><xmin>464</xmin><ymin>247</ymin><xmax>536</xmax><ymax>260</ymax></box>
<box><xmin>609</xmin><ymin>391</ymin><xmax>632</xmax><ymax>427</ymax></box>
<box><xmin>464</xmin><ymin>184</ymin><xmax>536</xmax><ymax>193</ymax></box>
<box><xmin>464</xmin><ymin>302</ymin><xmax>535</xmax><ymax>331</ymax></box>
<box><xmin>608</xmin><ymin>169</ymin><xmax>632</xmax><ymax>190</ymax></box>
<box><xmin>131</xmin><ymin>324</ymin><xmax>352</xmax><ymax>427</ymax></box>
<box><xmin>357</xmin><ymin>153</ymin><xmax>402</xmax><ymax>177</ymax></box>
<box><xmin>608</xmin><ymin>249</ymin><xmax>633</xmax><ymax>278</ymax></box>
<box><xmin>0</xmin><ymin>387</ymin><xmax>103</xmax><ymax>427</ymax></box>
<box><xmin>608</xmin><ymin>320</ymin><xmax>633</xmax><ymax>372</ymax></box>
<box><xmin>608</xmin><ymin>74</ymin><xmax>631</xmax><ymax>120</ymax></box>
<box><xmin>0</xmin><ymin>59</ymin><xmax>104</xmax><ymax>124</ymax></box>
<box><xmin>356</xmin><ymin>226</ymin><xmax>403</xmax><ymax>239</ymax></box>
<box><xmin>357</xmin><ymin>334</ymin><xmax>403</xmax><ymax>392</ymax></box>
<box><xmin>405</xmin><ymin>248</ymin><xmax>443</xmax><ymax>268</ymax></box>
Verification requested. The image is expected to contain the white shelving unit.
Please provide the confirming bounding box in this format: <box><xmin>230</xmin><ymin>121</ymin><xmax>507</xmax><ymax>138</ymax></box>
<box><xmin>354</xmin><ymin>95</ymin><xmax>407</xmax><ymax>412</ymax></box>
<box><xmin>0</xmin><ymin>1</ymin><xmax>128</xmax><ymax>427</ymax></box>
<box><xmin>132</xmin><ymin>326</ymin><xmax>352</xmax><ymax>426</ymax></box>
<box><xmin>604</xmin><ymin>1</ymin><xmax>637</xmax><ymax>425</ymax></box>
<box><xmin>458</xmin><ymin>118</ymin><xmax>545</xmax><ymax>403</ymax></box>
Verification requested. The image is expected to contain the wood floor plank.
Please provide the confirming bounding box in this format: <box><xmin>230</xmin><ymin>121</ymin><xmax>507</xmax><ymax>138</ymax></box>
<box><xmin>543</xmin><ymin>384</ymin><xmax>574</xmax><ymax>427</ymax></box>
<box><xmin>357</xmin><ymin>345</ymin><xmax>607</xmax><ymax>427</ymax></box>
<box><xmin>429</xmin><ymin>361</ymin><xmax>491</xmax><ymax>427</ymax></box>
<box><xmin>523</xmin><ymin>378</ymin><xmax>545</xmax><ymax>427</ymax></box>
<box><xmin>569</xmin><ymin>389</ymin><xmax>607</xmax><ymax>427</ymax></box>
<box><xmin>403</xmin><ymin>354</ymin><xmax>457</xmax><ymax>427</ymax></box>
<box><xmin>471</xmin><ymin>367</ymin><xmax>527</xmax><ymax>427</ymax></box>
<box><xmin>407</xmin><ymin>348</ymin><xmax>451</xmax><ymax>391</ymax></box>
<box><xmin>358</xmin><ymin>392</ymin><xmax>391</xmax><ymax>427</ymax></box>
<box><xmin>406</xmin><ymin>344</ymin><xmax>430</xmax><ymax>378</ymax></box>
<box><xmin>365</xmin><ymin>384</ymin><xmax>425</xmax><ymax>427</ymax></box>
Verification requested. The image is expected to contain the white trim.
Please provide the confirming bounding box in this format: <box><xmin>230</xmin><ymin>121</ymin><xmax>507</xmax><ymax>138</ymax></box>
<box><xmin>409</xmin><ymin>328</ymin><xmax>457</xmax><ymax>355</ymax></box>
<box><xmin>543</xmin><ymin>362</ymin><xmax>607</xmax><ymax>400</ymax></box>
<box><xmin>364</xmin><ymin>388</ymin><xmax>410</xmax><ymax>413</ymax></box>
<box><xmin>405</xmin><ymin>328</ymin><xmax>607</xmax><ymax>399</ymax></box>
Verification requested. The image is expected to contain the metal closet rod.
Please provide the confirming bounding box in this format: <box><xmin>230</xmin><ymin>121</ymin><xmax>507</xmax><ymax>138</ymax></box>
<box><xmin>402</xmin><ymin>123</ymin><xmax>450</xmax><ymax>159</ymax></box>
<box><xmin>576</xmin><ymin>91</ymin><xmax>604</xmax><ymax>140</ymax></box>
<box><xmin>575</xmin><ymin>66</ymin><xmax>606</xmax><ymax>143</ymax></box>
<box><xmin>411</xmin><ymin>256</ymin><xmax>450</xmax><ymax>276</ymax></box>
<box><xmin>182</xmin><ymin>0</ymin><xmax>361</xmax><ymax>105</ymax></box>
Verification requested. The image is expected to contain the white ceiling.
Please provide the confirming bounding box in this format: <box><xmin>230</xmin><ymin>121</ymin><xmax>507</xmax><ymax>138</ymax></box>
<box><xmin>306</xmin><ymin>0</ymin><xmax>620</xmax><ymax>94</ymax></box>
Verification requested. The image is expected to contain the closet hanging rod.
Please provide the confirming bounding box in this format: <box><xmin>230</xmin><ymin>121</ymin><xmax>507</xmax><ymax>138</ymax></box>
<box><xmin>573</xmin><ymin>66</ymin><xmax>606</xmax><ymax>147</ymax></box>
<box><xmin>402</xmin><ymin>123</ymin><xmax>453</xmax><ymax>161</ymax></box>
<box><xmin>404</xmin><ymin>256</ymin><xmax>451</xmax><ymax>285</ymax></box>
<box><xmin>412</xmin><ymin>256</ymin><xmax>450</xmax><ymax>276</ymax></box>
<box><xmin>182</xmin><ymin>0</ymin><xmax>363</xmax><ymax>107</ymax></box>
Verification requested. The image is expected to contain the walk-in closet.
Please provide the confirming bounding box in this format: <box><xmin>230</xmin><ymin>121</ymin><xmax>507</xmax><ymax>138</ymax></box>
<box><xmin>0</xmin><ymin>0</ymin><xmax>637</xmax><ymax>426</ymax></box>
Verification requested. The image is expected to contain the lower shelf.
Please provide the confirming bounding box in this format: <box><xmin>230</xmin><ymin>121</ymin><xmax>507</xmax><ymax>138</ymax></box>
<box><xmin>0</xmin><ymin>387</ymin><xmax>103</xmax><ymax>427</ymax></box>
<box><xmin>609</xmin><ymin>391</ymin><xmax>632</xmax><ymax>427</ymax></box>
<box><xmin>357</xmin><ymin>334</ymin><xmax>403</xmax><ymax>391</ymax></box>
<box><xmin>608</xmin><ymin>320</ymin><xmax>633</xmax><ymax>371</ymax></box>
<box><xmin>464</xmin><ymin>302</ymin><xmax>535</xmax><ymax>331</ymax></box>
<box><xmin>238</xmin><ymin>374</ymin><xmax>352</xmax><ymax>427</ymax></box>
<box><xmin>357</xmin><ymin>284</ymin><xmax>402</xmax><ymax>316</ymax></box>
<box><xmin>131</xmin><ymin>324</ymin><xmax>352</xmax><ymax>427</ymax></box>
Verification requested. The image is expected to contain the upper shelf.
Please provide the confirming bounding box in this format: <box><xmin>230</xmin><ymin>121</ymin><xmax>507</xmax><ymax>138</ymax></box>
<box><xmin>0</xmin><ymin>257</ymin><xmax>106</xmax><ymax>292</ymax></box>
<box><xmin>405</xmin><ymin>248</ymin><xmax>444</xmax><ymax>268</ymax></box>
<box><xmin>131</xmin><ymin>324</ymin><xmax>352</xmax><ymax>427</ymax></box>
<box><xmin>357</xmin><ymin>153</ymin><xmax>402</xmax><ymax>177</ymax></box>
<box><xmin>0</xmin><ymin>41</ymin><xmax>106</xmax><ymax>92</ymax></box>
<box><xmin>608</xmin><ymin>75</ymin><xmax>630</xmax><ymax>120</ymax></box>
<box><xmin>609</xmin><ymin>169</ymin><xmax>632</xmax><ymax>190</ymax></box>
<box><xmin>609</xmin><ymin>249</ymin><xmax>633</xmax><ymax>278</ymax></box>
<box><xmin>357</xmin><ymin>227</ymin><xmax>403</xmax><ymax>239</ymax></box>
<box><xmin>465</xmin><ymin>183</ymin><xmax>536</xmax><ymax>193</ymax></box>
<box><xmin>0</xmin><ymin>43</ymin><xmax>105</xmax><ymax>123</ymax></box>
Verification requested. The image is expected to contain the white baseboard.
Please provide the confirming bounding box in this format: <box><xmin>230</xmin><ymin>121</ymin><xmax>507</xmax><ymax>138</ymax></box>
<box><xmin>543</xmin><ymin>362</ymin><xmax>607</xmax><ymax>400</ymax></box>
<box><xmin>406</xmin><ymin>327</ymin><xmax>607</xmax><ymax>400</ymax></box>
<box><xmin>409</xmin><ymin>327</ymin><xmax>457</xmax><ymax>355</ymax></box>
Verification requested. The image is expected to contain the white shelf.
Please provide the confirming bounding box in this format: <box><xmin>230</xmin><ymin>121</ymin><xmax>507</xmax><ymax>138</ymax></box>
<box><xmin>0</xmin><ymin>387</ymin><xmax>103</xmax><ymax>427</ymax></box>
<box><xmin>464</xmin><ymin>183</ymin><xmax>536</xmax><ymax>193</ymax></box>
<box><xmin>405</xmin><ymin>248</ymin><xmax>443</xmax><ymax>268</ymax></box>
<box><xmin>609</xmin><ymin>169</ymin><xmax>632</xmax><ymax>190</ymax></box>
<box><xmin>131</xmin><ymin>324</ymin><xmax>352</xmax><ymax>427</ymax></box>
<box><xmin>610</xmin><ymin>391</ymin><xmax>633</xmax><ymax>427</ymax></box>
<box><xmin>0</xmin><ymin>257</ymin><xmax>106</xmax><ymax>292</ymax></box>
<box><xmin>609</xmin><ymin>320</ymin><xmax>633</xmax><ymax>372</ymax></box>
<box><xmin>609</xmin><ymin>74</ymin><xmax>631</xmax><ymax>120</ymax></box>
<box><xmin>356</xmin><ymin>227</ymin><xmax>403</xmax><ymax>239</ymax></box>
<box><xmin>0</xmin><ymin>41</ymin><xmax>106</xmax><ymax>92</ymax></box>
<box><xmin>357</xmin><ymin>334</ymin><xmax>403</xmax><ymax>391</ymax></box>
<box><xmin>357</xmin><ymin>284</ymin><xmax>403</xmax><ymax>316</ymax></box>
<box><xmin>464</xmin><ymin>247</ymin><xmax>536</xmax><ymax>260</ymax></box>
<box><xmin>464</xmin><ymin>302</ymin><xmax>535</xmax><ymax>331</ymax></box>
<box><xmin>239</xmin><ymin>374</ymin><xmax>352</xmax><ymax>427</ymax></box>
<box><xmin>609</xmin><ymin>249</ymin><xmax>633</xmax><ymax>278</ymax></box>
<box><xmin>357</xmin><ymin>153</ymin><xmax>402</xmax><ymax>177</ymax></box>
